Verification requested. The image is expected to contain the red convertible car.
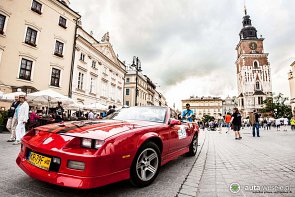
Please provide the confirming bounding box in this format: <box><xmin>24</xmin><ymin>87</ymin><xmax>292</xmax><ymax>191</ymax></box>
<box><xmin>16</xmin><ymin>106</ymin><xmax>199</xmax><ymax>189</ymax></box>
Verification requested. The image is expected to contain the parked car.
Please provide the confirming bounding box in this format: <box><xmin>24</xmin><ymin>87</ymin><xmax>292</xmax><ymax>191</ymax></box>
<box><xmin>16</xmin><ymin>106</ymin><xmax>199</xmax><ymax>189</ymax></box>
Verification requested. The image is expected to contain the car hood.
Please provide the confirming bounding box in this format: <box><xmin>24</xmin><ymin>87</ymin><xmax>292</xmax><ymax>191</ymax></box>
<box><xmin>35</xmin><ymin>120</ymin><xmax>161</xmax><ymax>140</ymax></box>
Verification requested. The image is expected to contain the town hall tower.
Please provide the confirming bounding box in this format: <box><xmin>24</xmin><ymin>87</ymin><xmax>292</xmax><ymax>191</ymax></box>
<box><xmin>235</xmin><ymin>8</ymin><xmax>272</xmax><ymax>116</ymax></box>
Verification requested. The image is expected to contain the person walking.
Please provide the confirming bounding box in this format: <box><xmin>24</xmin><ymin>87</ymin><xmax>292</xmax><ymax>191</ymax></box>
<box><xmin>290</xmin><ymin>116</ymin><xmax>295</xmax><ymax>131</ymax></box>
<box><xmin>181</xmin><ymin>103</ymin><xmax>194</xmax><ymax>122</ymax></box>
<box><xmin>230</xmin><ymin>108</ymin><xmax>242</xmax><ymax>140</ymax></box>
<box><xmin>224</xmin><ymin>112</ymin><xmax>231</xmax><ymax>133</ymax></box>
<box><xmin>283</xmin><ymin>117</ymin><xmax>288</xmax><ymax>131</ymax></box>
<box><xmin>88</xmin><ymin>110</ymin><xmax>94</xmax><ymax>120</ymax></box>
<box><xmin>6</xmin><ymin>96</ymin><xmax>20</xmax><ymax>142</ymax></box>
<box><xmin>275</xmin><ymin>118</ymin><xmax>281</xmax><ymax>131</ymax></box>
<box><xmin>13</xmin><ymin>95</ymin><xmax>29</xmax><ymax>145</ymax></box>
<box><xmin>217</xmin><ymin>113</ymin><xmax>224</xmax><ymax>133</ymax></box>
<box><xmin>250</xmin><ymin>110</ymin><xmax>260</xmax><ymax>137</ymax></box>
<box><xmin>266</xmin><ymin>117</ymin><xmax>271</xmax><ymax>130</ymax></box>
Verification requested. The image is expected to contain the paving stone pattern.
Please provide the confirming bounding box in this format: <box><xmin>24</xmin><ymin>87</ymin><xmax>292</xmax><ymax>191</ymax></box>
<box><xmin>0</xmin><ymin>126</ymin><xmax>294</xmax><ymax>197</ymax></box>
<box><xmin>178</xmin><ymin>127</ymin><xmax>295</xmax><ymax>197</ymax></box>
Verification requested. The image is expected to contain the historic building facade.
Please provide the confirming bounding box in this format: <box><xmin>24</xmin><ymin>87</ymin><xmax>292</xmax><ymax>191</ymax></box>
<box><xmin>288</xmin><ymin>61</ymin><xmax>295</xmax><ymax>114</ymax></box>
<box><xmin>71</xmin><ymin>29</ymin><xmax>126</xmax><ymax>108</ymax></box>
<box><xmin>235</xmin><ymin>9</ymin><xmax>272</xmax><ymax>116</ymax></box>
<box><xmin>124</xmin><ymin>69</ymin><xmax>148</xmax><ymax>107</ymax></box>
<box><xmin>181</xmin><ymin>96</ymin><xmax>223</xmax><ymax>119</ymax></box>
<box><xmin>0</xmin><ymin>0</ymin><xmax>80</xmax><ymax>96</ymax></box>
<box><xmin>222</xmin><ymin>96</ymin><xmax>237</xmax><ymax>115</ymax></box>
<box><xmin>124</xmin><ymin>67</ymin><xmax>167</xmax><ymax>107</ymax></box>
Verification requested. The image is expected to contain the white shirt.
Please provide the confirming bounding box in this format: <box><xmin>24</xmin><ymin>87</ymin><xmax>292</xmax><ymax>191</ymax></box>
<box><xmin>275</xmin><ymin>119</ymin><xmax>281</xmax><ymax>126</ymax></box>
<box><xmin>88</xmin><ymin>112</ymin><xmax>94</xmax><ymax>120</ymax></box>
<box><xmin>284</xmin><ymin>118</ymin><xmax>288</xmax><ymax>125</ymax></box>
<box><xmin>17</xmin><ymin>101</ymin><xmax>29</xmax><ymax>123</ymax></box>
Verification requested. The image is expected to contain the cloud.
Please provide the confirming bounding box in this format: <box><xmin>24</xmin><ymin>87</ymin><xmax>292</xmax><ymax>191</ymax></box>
<box><xmin>70</xmin><ymin>0</ymin><xmax>295</xmax><ymax>108</ymax></box>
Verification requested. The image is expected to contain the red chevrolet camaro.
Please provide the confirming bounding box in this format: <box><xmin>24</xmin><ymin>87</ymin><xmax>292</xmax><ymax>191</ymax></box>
<box><xmin>16</xmin><ymin>106</ymin><xmax>199</xmax><ymax>189</ymax></box>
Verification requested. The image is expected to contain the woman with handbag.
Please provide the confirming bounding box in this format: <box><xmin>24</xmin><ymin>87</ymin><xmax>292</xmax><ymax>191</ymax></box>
<box><xmin>230</xmin><ymin>108</ymin><xmax>242</xmax><ymax>140</ymax></box>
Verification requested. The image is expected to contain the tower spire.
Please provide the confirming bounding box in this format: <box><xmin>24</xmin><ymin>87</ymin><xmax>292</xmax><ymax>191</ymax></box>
<box><xmin>244</xmin><ymin>0</ymin><xmax>247</xmax><ymax>15</ymax></box>
<box><xmin>239</xmin><ymin>2</ymin><xmax>258</xmax><ymax>40</ymax></box>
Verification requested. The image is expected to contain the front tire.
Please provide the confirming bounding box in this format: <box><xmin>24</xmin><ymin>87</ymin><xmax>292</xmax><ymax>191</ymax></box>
<box><xmin>186</xmin><ymin>133</ymin><xmax>198</xmax><ymax>156</ymax></box>
<box><xmin>130</xmin><ymin>142</ymin><xmax>161</xmax><ymax>187</ymax></box>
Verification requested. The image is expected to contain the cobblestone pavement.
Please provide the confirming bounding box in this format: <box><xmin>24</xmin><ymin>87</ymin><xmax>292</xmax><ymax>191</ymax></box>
<box><xmin>178</xmin><ymin>127</ymin><xmax>295</xmax><ymax>197</ymax></box>
<box><xmin>1</xmin><ymin>126</ymin><xmax>294</xmax><ymax>197</ymax></box>
<box><xmin>0</xmin><ymin>130</ymin><xmax>204</xmax><ymax>197</ymax></box>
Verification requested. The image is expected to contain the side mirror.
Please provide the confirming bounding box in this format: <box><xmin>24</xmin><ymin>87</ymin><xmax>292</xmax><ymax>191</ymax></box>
<box><xmin>169</xmin><ymin>119</ymin><xmax>181</xmax><ymax>126</ymax></box>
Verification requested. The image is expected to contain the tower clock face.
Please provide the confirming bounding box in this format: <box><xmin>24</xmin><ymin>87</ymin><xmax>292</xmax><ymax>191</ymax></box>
<box><xmin>249</xmin><ymin>42</ymin><xmax>257</xmax><ymax>50</ymax></box>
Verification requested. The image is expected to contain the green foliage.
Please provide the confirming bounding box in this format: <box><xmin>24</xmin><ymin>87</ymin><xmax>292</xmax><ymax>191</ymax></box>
<box><xmin>202</xmin><ymin>115</ymin><xmax>215</xmax><ymax>123</ymax></box>
<box><xmin>260</xmin><ymin>93</ymin><xmax>292</xmax><ymax>119</ymax></box>
<box><xmin>0</xmin><ymin>110</ymin><xmax>8</xmax><ymax>125</ymax></box>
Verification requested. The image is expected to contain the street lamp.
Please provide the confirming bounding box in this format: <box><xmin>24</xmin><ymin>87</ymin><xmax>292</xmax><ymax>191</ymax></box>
<box><xmin>131</xmin><ymin>56</ymin><xmax>142</xmax><ymax>106</ymax></box>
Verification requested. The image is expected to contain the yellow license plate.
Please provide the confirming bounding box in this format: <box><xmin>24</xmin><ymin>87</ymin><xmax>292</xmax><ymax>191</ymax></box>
<box><xmin>28</xmin><ymin>152</ymin><xmax>51</xmax><ymax>171</ymax></box>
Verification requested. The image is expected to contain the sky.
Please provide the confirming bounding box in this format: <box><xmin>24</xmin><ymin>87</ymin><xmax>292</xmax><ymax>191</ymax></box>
<box><xmin>70</xmin><ymin>0</ymin><xmax>295</xmax><ymax>110</ymax></box>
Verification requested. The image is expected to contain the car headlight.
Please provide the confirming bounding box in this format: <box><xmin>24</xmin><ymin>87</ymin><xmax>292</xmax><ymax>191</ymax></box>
<box><xmin>81</xmin><ymin>138</ymin><xmax>104</xmax><ymax>149</ymax></box>
<box><xmin>81</xmin><ymin>138</ymin><xmax>92</xmax><ymax>148</ymax></box>
<box><xmin>95</xmin><ymin>140</ymin><xmax>104</xmax><ymax>149</ymax></box>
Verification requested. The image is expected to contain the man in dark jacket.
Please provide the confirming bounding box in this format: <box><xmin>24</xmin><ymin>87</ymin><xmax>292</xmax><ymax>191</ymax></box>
<box><xmin>55</xmin><ymin>102</ymin><xmax>64</xmax><ymax>123</ymax></box>
<box><xmin>106</xmin><ymin>105</ymin><xmax>116</xmax><ymax>116</ymax></box>
<box><xmin>6</xmin><ymin>96</ymin><xmax>20</xmax><ymax>142</ymax></box>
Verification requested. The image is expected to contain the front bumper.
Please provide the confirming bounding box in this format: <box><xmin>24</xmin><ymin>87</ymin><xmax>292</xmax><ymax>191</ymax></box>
<box><xmin>16</xmin><ymin>154</ymin><xmax>129</xmax><ymax>189</ymax></box>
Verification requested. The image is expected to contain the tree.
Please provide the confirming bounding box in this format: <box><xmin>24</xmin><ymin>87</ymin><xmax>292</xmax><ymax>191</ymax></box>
<box><xmin>260</xmin><ymin>93</ymin><xmax>292</xmax><ymax>119</ymax></box>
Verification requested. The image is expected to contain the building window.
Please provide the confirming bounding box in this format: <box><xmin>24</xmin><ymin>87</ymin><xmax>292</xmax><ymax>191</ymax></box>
<box><xmin>80</xmin><ymin>53</ymin><xmax>85</xmax><ymax>62</ymax></box>
<box><xmin>78</xmin><ymin>72</ymin><xmax>84</xmax><ymax>90</ymax></box>
<box><xmin>25</xmin><ymin>27</ymin><xmax>37</xmax><ymax>47</ymax></box>
<box><xmin>54</xmin><ymin>41</ymin><xmax>64</xmax><ymax>57</ymax></box>
<box><xmin>19</xmin><ymin>58</ymin><xmax>33</xmax><ymax>81</ymax></box>
<box><xmin>31</xmin><ymin>0</ymin><xmax>42</xmax><ymax>14</ymax></box>
<box><xmin>126</xmin><ymin>78</ymin><xmax>130</xmax><ymax>83</ymax></box>
<box><xmin>126</xmin><ymin>88</ymin><xmax>130</xmax><ymax>95</ymax></box>
<box><xmin>50</xmin><ymin>68</ymin><xmax>61</xmax><ymax>87</ymax></box>
<box><xmin>59</xmin><ymin>16</ymin><xmax>67</xmax><ymax>28</ymax></box>
<box><xmin>125</xmin><ymin>101</ymin><xmax>129</xmax><ymax>106</ymax></box>
<box><xmin>101</xmin><ymin>81</ymin><xmax>107</xmax><ymax>97</ymax></box>
<box><xmin>92</xmin><ymin>61</ymin><xmax>96</xmax><ymax>68</ymax></box>
<box><xmin>90</xmin><ymin>77</ymin><xmax>95</xmax><ymax>93</ymax></box>
<box><xmin>0</xmin><ymin>14</ymin><xmax>6</xmax><ymax>34</ymax></box>
<box><xmin>256</xmin><ymin>81</ymin><xmax>260</xmax><ymax>90</ymax></box>
<box><xmin>258</xmin><ymin>97</ymin><xmax>263</xmax><ymax>105</ymax></box>
<box><xmin>241</xmin><ymin>98</ymin><xmax>244</xmax><ymax>107</ymax></box>
<box><xmin>103</xmin><ymin>67</ymin><xmax>107</xmax><ymax>74</ymax></box>
<box><xmin>254</xmin><ymin>61</ymin><xmax>259</xmax><ymax>69</ymax></box>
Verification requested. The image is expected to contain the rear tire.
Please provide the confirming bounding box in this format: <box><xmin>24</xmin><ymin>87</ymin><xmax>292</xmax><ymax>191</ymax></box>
<box><xmin>186</xmin><ymin>133</ymin><xmax>198</xmax><ymax>156</ymax></box>
<box><xmin>130</xmin><ymin>142</ymin><xmax>161</xmax><ymax>187</ymax></box>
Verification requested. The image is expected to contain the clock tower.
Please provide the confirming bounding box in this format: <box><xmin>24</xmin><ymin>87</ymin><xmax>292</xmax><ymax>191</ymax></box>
<box><xmin>235</xmin><ymin>8</ymin><xmax>272</xmax><ymax>116</ymax></box>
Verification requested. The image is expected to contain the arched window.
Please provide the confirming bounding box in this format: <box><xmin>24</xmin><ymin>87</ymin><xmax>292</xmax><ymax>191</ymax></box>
<box><xmin>256</xmin><ymin>81</ymin><xmax>260</xmax><ymax>90</ymax></box>
<box><xmin>253</xmin><ymin>61</ymin><xmax>259</xmax><ymax>69</ymax></box>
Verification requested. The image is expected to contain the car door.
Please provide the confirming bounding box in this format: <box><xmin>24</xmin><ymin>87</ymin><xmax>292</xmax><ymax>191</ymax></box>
<box><xmin>168</xmin><ymin>109</ymin><xmax>192</xmax><ymax>153</ymax></box>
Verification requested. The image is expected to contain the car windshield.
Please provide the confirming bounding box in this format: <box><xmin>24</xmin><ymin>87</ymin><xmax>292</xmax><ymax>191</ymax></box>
<box><xmin>106</xmin><ymin>107</ymin><xmax>167</xmax><ymax>123</ymax></box>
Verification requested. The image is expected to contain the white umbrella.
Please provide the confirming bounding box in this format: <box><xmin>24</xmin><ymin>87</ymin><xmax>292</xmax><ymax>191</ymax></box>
<box><xmin>1</xmin><ymin>91</ymin><xmax>26</xmax><ymax>101</ymax></box>
<box><xmin>27</xmin><ymin>89</ymin><xmax>74</xmax><ymax>106</ymax></box>
<box><xmin>84</xmin><ymin>103</ymin><xmax>108</xmax><ymax>111</ymax></box>
<box><xmin>65</xmin><ymin>100</ymin><xmax>85</xmax><ymax>110</ymax></box>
